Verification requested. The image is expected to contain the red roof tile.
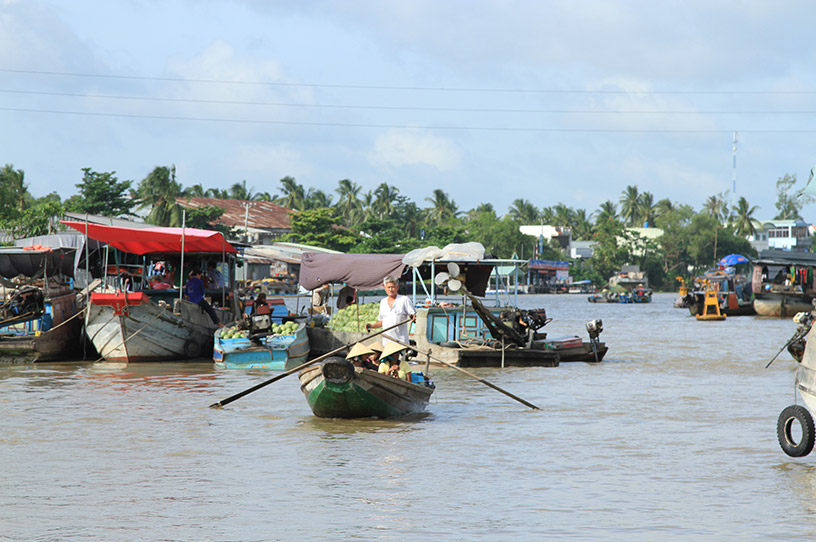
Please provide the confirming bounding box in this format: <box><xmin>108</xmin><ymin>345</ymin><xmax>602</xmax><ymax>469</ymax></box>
<box><xmin>176</xmin><ymin>198</ymin><xmax>294</xmax><ymax>230</ymax></box>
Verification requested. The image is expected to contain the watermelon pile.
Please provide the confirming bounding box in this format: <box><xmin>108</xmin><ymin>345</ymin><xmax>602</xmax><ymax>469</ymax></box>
<box><xmin>327</xmin><ymin>302</ymin><xmax>380</xmax><ymax>332</ymax></box>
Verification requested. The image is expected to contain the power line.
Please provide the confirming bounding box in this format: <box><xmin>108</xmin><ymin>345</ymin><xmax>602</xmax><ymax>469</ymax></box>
<box><xmin>2</xmin><ymin>88</ymin><xmax>815</xmax><ymax>115</ymax></box>
<box><xmin>3</xmin><ymin>105</ymin><xmax>816</xmax><ymax>133</ymax></box>
<box><xmin>3</xmin><ymin>67</ymin><xmax>815</xmax><ymax>95</ymax></box>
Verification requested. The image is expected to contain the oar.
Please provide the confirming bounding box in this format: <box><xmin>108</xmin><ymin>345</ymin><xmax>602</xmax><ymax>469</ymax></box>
<box><xmin>209</xmin><ymin>318</ymin><xmax>411</xmax><ymax>408</ymax></box>
<box><xmin>766</xmin><ymin>328</ymin><xmax>808</xmax><ymax>369</ymax></box>
<box><xmin>389</xmin><ymin>338</ymin><xmax>541</xmax><ymax>411</ymax></box>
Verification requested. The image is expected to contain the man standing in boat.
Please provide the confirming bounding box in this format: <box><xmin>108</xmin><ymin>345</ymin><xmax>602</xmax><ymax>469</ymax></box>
<box><xmin>365</xmin><ymin>275</ymin><xmax>416</xmax><ymax>348</ymax></box>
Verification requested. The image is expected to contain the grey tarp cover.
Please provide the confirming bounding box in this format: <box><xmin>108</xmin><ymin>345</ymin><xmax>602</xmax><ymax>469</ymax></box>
<box><xmin>299</xmin><ymin>253</ymin><xmax>406</xmax><ymax>290</ymax></box>
<box><xmin>0</xmin><ymin>247</ymin><xmax>76</xmax><ymax>278</ymax></box>
<box><xmin>14</xmin><ymin>232</ymin><xmax>105</xmax><ymax>273</ymax></box>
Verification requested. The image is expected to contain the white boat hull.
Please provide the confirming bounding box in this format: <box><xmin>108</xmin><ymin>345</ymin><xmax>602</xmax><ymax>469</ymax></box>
<box><xmin>85</xmin><ymin>292</ymin><xmax>235</xmax><ymax>362</ymax></box>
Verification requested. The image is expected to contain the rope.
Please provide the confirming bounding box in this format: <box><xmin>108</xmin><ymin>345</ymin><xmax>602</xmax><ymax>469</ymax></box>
<box><xmin>92</xmin><ymin>304</ymin><xmax>169</xmax><ymax>363</ymax></box>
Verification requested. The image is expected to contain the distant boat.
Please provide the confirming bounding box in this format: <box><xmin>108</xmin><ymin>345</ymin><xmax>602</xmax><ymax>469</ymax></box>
<box><xmin>751</xmin><ymin>250</ymin><xmax>816</xmax><ymax>317</ymax></box>
<box><xmin>298</xmin><ymin>356</ymin><xmax>434</xmax><ymax>418</ymax></box>
<box><xmin>683</xmin><ymin>268</ymin><xmax>755</xmax><ymax>317</ymax></box>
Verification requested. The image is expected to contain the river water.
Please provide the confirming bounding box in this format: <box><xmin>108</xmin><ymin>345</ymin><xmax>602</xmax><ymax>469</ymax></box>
<box><xmin>1</xmin><ymin>292</ymin><xmax>814</xmax><ymax>541</ymax></box>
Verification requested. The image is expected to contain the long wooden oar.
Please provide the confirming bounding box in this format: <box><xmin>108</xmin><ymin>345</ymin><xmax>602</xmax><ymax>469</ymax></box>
<box><xmin>209</xmin><ymin>318</ymin><xmax>411</xmax><ymax>408</ymax></box>
<box><xmin>390</xmin><ymin>338</ymin><xmax>541</xmax><ymax>411</ymax></box>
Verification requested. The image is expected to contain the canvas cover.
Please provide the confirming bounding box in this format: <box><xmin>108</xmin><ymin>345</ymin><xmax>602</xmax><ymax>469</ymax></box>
<box><xmin>61</xmin><ymin>221</ymin><xmax>237</xmax><ymax>255</ymax></box>
<box><xmin>0</xmin><ymin>247</ymin><xmax>76</xmax><ymax>278</ymax></box>
<box><xmin>299</xmin><ymin>253</ymin><xmax>406</xmax><ymax>290</ymax></box>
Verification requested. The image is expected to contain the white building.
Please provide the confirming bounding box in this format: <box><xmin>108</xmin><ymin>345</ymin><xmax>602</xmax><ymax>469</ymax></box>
<box><xmin>748</xmin><ymin>219</ymin><xmax>811</xmax><ymax>252</ymax></box>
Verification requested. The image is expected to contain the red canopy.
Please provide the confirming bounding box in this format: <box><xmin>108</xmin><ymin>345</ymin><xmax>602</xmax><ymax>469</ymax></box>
<box><xmin>61</xmin><ymin>221</ymin><xmax>237</xmax><ymax>255</ymax></box>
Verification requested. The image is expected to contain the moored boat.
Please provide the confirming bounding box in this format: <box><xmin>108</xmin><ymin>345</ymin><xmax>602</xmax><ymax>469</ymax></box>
<box><xmin>777</xmin><ymin>312</ymin><xmax>816</xmax><ymax>457</ymax></box>
<box><xmin>214</xmin><ymin>320</ymin><xmax>309</xmax><ymax>370</ymax></box>
<box><xmin>298</xmin><ymin>356</ymin><xmax>434</xmax><ymax>418</ymax></box>
<box><xmin>0</xmin><ymin>246</ymin><xmax>85</xmax><ymax>363</ymax></box>
<box><xmin>684</xmin><ymin>268</ymin><xmax>754</xmax><ymax>317</ymax></box>
<box><xmin>62</xmin><ymin>220</ymin><xmax>241</xmax><ymax>362</ymax></box>
<box><xmin>753</xmin><ymin>250</ymin><xmax>816</xmax><ymax>317</ymax></box>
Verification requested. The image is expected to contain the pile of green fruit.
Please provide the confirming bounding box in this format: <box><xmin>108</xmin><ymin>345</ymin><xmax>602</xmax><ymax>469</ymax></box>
<box><xmin>271</xmin><ymin>321</ymin><xmax>300</xmax><ymax>335</ymax></box>
<box><xmin>220</xmin><ymin>325</ymin><xmax>249</xmax><ymax>339</ymax></box>
<box><xmin>327</xmin><ymin>302</ymin><xmax>380</xmax><ymax>332</ymax></box>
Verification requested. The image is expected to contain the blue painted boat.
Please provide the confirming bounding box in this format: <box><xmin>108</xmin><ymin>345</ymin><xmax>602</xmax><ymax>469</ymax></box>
<box><xmin>213</xmin><ymin>320</ymin><xmax>310</xmax><ymax>370</ymax></box>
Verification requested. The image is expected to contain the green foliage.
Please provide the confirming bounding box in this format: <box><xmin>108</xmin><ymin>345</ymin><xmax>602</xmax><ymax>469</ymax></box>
<box><xmin>0</xmin><ymin>164</ymin><xmax>31</xmax><ymax>221</ymax></box>
<box><xmin>66</xmin><ymin>168</ymin><xmax>136</xmax><ymax>216</ymax></box>
<box><xmin>1</xmin><ymin>198</ymin><xmax>65</xmax><ymax>238</ymax></box>
<box><xmin>774</xmin><ymin>173</ymin><xmax>813</xmax><ymax>220</ymax></box>
<box><xmin>136</xmin><ymin>165</ymin><xmax>184</xmax><ymax>226</ymax></box>
<box><xmin>466</xmin><ymin>212</ymin><xmax>535</xmax><ymax>259</ymax></box>
<box><xmin>283</xmin><ymin>208</ymin><xmax>359</xmax><ymax>252</ymax></box>
<box><xmin>185</xmin><ymin>205</ymin><xmax>229</xmax><ymax>234</ymax></box>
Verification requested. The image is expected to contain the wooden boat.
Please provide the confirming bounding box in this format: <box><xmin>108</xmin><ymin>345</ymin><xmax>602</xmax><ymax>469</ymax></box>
<box><xmin>301</xmin><ymin>248</ymin><xmax>607</xmax><ymax>368</ymax></box>
<box><xmin>752</xmin><ymin>250</ymin><xmax>816</xmax><ymax>317</ymax></box>
<box><xmin>684</xmin><ymin>269</ymin><xmax>755</xmax><ymax>317</ymax></box>
<box><xmin>0</xmin><ymin>246</ymin><xmax>85</xmax><ymax>363</ymax></box>
<box><xmin>62</xmin><ymin>220</ymin><xmax>241</xmax><ymax>362</ymax></box>
<box><xmin>213</xmin><ymin>320</ymin><xmax>309</xmax><ymax>370</ymax></box>
<box><xmin>298</xmin><ymin>356</ymin><xmax>434</xmax><ymax>418</ymax></box>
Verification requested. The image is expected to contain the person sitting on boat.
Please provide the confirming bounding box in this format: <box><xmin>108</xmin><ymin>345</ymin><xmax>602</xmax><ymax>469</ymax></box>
<box><xmin>346</xmin><ymin>342</ymin><xmax>379</xmax><ymax>371</ymax></box>
<box><xmin>377</xmin><ymin>341</ymin><xmax>412</xmax><ymax>380</ymax></box>
<box><xmin>206</xmin><ymin>262</ymin><xmax>224</xmax><ymax>289</ymax></box>
<box><xmin>336</xmin><ymin>283</ymin><xmax>356</xmax><ymax>310</ymax></box>
<box><xmin>250</xmin><ymin>292</ymin><xmax>271</xmax><ymax>316</ymax></box>
<box><xmin>185</xmin><ymin>268</ymin><xmax>221</xmax><ymax>326</ymax></box>
<box><xmin>311</xmin><ymin>283</ymin><xmax>330</xmax><ymax>313</ymax></box>
<box><xmin>365</xmin><ymin>275</ymin><xmax>416</xmax><ymax>348</ymax></box>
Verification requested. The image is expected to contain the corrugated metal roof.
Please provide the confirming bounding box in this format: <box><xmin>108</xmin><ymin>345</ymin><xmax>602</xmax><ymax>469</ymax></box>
<box><xmin>176</xmin><ymin>198</ymin><xmax>294</xmax><ymax>230</ymax></box>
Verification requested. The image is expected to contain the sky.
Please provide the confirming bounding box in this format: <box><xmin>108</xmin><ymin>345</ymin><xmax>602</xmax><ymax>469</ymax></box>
<box><xmin>3</xmin><ymin>0</ymin><xmax>816</xmax><ymax>221</ymax></box>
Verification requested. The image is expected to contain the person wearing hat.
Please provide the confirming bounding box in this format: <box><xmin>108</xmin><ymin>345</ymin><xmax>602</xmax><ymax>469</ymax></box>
<box><xmin>377</xmin><ymin>341</ymin><xmax>412</xmax><ymax>381</ymax></box>
<box><xmin>346</xmin><ymin>342</ymin><xmax>378</xmax><ymax>370</ymax></box>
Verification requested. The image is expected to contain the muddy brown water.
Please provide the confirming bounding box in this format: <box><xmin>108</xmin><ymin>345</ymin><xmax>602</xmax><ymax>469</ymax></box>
<box><xmin>1</xmin><ymin>293</ymin><xmax>814</xmax><ymax>541</ymax></box>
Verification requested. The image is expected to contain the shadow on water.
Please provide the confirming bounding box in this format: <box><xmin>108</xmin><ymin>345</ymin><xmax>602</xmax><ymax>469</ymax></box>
<box><xmin>299</xmin><ymin>411</ymin><xmax>434</xmax><ymax>436</ymax></box>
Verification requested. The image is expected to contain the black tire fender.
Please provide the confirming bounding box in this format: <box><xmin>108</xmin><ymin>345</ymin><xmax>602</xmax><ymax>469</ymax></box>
<box><xmin>184</xmin><ymin>339</ymin><xmax>202</xmax><ymax>359</ymax></box>
<box><xmin>778</xmin><ymin>404</ymin><xmax>815</xmax><ymax>457</ymax></box>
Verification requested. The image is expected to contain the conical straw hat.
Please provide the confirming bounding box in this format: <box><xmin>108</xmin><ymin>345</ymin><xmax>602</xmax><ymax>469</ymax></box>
<box><xmin>379</xmin><ymin>340</ymin><xmax>407</xmax><ymax>361</ymax></box>
<box><xmin>365</xmin><ymin>339</ymin><xmax>383</xmax><ymax>352</ymax></box>
<box><xmin>346</xmin><ymin>342</ymin><xmax>374</xmax><ymax>360</ymax></box>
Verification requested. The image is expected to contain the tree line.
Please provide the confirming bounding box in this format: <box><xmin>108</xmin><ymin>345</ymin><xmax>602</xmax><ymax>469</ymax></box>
<box><xmin>0</xmin><ymin>163</ymin><xmax>812</xmax><ymax>290</ymax></box>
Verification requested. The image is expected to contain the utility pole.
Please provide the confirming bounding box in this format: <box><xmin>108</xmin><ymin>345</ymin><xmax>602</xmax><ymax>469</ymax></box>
<box><xmin>731</xmin><ymin>131</ymin><xmax>738</xmax><ymax>209</ymax></box>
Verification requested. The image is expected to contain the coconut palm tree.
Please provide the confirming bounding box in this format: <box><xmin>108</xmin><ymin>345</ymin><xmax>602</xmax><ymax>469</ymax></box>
<box><xmin>703</xmin><ymin>193</ymin><xmax>729</xmax><ymax>224</ymax></box>
<box><xmin>334</xmin><ymin>179</ymin><xmax>362</xmax><ymax>226</ymax></box>
<box><xmin>571</xmin><ymin>208</ymin><xmax>594</xmax><ymax>240</ymax></box>
<box><xmin>275</xmin><ymin>176</ymin><xmax>306</xmax><ymax>210</ymax></box>
<box><xmin>619</xmin><ymin>185</ymin><xmax>640</xmax><ymax>226</ymax></box>
<box><xmin>136</xmin><ymin>165</ymin><xmax>185</xmax><ymax>226</ymax></box>
<box><xmin>507</xmin><ymin>198</ymin><xmax>539</xmax><ymax>224</ymax></box>
<box><xmin>655</xmin><ymin>198</ymin><xmax>675</xmax><ymax>217</ymax></box>
<box><xmin>373</xmin><ymin>183</ymin><xmax>400</xmax><ymax>218</ymax></box>
<box><xmin>228</xmin><ymin>180</ymin><xmax>256</xmax><ymax>201</ymax></box>
<box><xmin>304</xmin><ymin>188</ymin><xmax>333</xmax><ymax>209</ymax></box>
<box><xmin>425</xmin><ymin>188</ymin><xmax>460</xmax><ymax>224</ymax></box>
<box><xmin>593</xmin><ymin>200</ymin><xmax>618</xmax><ymax>225</ymax></box>
<box><xmin>732</xmin><ymin>196</ymin><xmax>759</xmax><ymax>238</ymax></box>
<box><xmin>638</xmin><ymin>191</ymin><xmax>656</xmax><ymax>227</ymax></box>
<box><xmin>551</xmin><ymin>203</ymin><xmax>575</xmax><ymax>228</ymax></box>
<box><xmin>0</xmin><ymin>164</ymin><xmax>29</xmax><ymax>217</ymax></box>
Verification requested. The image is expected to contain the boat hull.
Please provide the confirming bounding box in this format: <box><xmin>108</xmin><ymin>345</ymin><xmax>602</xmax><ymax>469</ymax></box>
<box><xmin>214</xmin><ymin>322</ymin><xmax>310</xmax><ymax>370</ymax></box>
<box><xmin>0</xmin><ymin>290</ymin><xmax>83</xmax><ymax>363</ymax></box>
<box><xmin>298</xmin><ymin>357</ymin><xmax>433</xmax><ymax>418</ymax></box>
<box><xmin>86</xmin><ymin>292</ymin><xmax>235</xmax><ymax>362</ymax></box>
<box><xmin>753</xmin><ymin>294</ymin><xmax>812</xmax><ymax>318</ymax></box>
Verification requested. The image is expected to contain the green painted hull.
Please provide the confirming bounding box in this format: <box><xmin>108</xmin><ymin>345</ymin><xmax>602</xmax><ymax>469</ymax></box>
<box><xmin>299</xmin><ymin>358</ymin><xmax>433</xmax><ymax>419</ymax></box>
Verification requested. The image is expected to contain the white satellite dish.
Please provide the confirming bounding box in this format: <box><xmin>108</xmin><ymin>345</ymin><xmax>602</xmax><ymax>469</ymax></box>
<box><xmin>434</xmin><ymin>272</ymin><xmax>450</xmax><ymax>286</ymax></box>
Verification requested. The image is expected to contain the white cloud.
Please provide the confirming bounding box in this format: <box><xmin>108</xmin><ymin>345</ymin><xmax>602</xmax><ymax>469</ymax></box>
<box><xmin>368</xmin><ymin>129</ymin><xmax>461</xmax><ymax>171</ymax></box>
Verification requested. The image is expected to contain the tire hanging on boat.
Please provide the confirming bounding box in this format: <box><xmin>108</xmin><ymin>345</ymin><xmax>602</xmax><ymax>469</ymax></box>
<box><xmin>184</xmin><ymin>339</ymin><xmax>202</xmax><ymax>359</ymax></box>
<box><xmin>777</xmin><ymin>404</ymin><xmax>815</xmax><ymax>457</ymax></box>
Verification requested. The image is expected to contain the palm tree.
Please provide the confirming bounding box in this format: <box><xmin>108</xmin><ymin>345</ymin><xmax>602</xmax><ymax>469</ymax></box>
<box><xmin>136</xmin><ymin>165</ymin><xmax>184</xmax><ymax>226</ymax></box>
<box><xmin>228</xmin><ymin>180</ymin><xmax>256</xmax><ymax>201</ymax></box>
<box><xmin>205</xmin><ymin>187</ymin><xmax>229</xmax><ymax>199</ymax></box>
<box><xmin>467</xmin><ymin>202</ymin><xmax>496</xmax><ymax>220</ymax></box>
<box><xmin>182</xmin><ymin>184</ymin><xmax>205</xmax><ymax>198</ymax></box>
<box><xmin>637</xmin><ymin>191</ymin><xmax>656</xmax><ymax>227</ymax></box>
<box><xmin>593</xmin><ymin>200</ymin><xmax>618</xmax><ymax>225</ymax></box>
<box><xmin>551</xmin><ymin>202</ymin><xmax>575</xmax><ymax>228</ymax></box>
<box><xmin>619</xmin><ymin>185</ymin><xmax>640</xmax><ymax>226</ymax></box>
<box><xmin>360</xmin><ymin>190</ymin><xmax>375</xmax><ymax>222</ymax></box>
<box><xmin>335</xmin><ymin>179</ymin><xmax>362</xmax><ymax>226</ymax></box>
<box><xmin>373</xmin><ymin>183</ymin><xmax>400</xmax><ymax>218</ymax></box>
<box><xmin>571</xmin><ymin>209</ymin><xmax>594</xmax><ymax>240</ymax></box>
<box><xmin>425</xmin><ymin>188</ymin><xmax>460</xmax><ymax>224</ymax></box>
<box><xmin>703</xmin><ymin>193</ymin><xmax>729</xmax><ymax>224</ymax></box>
<box><xmin>275</xmin><ymin>176</ymin><xmax>305</xmax><ymax>210</ymax></box>
<box><xmin>304</xmin><ymin>188</ymin><xmax>333</xmax><ymax>209</ymax></box>
<box><xmin>732</xmin><ymin>196</ymin><xmax>759</xmax><ymax>238</ymax></box>
<box><xmin>0</xmin><ymin>164</ymin><xmax>29</xmax><ymax>216</ymax></box>
<box><xmin>655</xmin><ymin>198</ymin><xmax>675</xmax><ymax>217</ymax></box>
<box><xmin>507</xmin><ymin>198</ymin><xmax>539</xmax><ymax>224</ymax></box>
